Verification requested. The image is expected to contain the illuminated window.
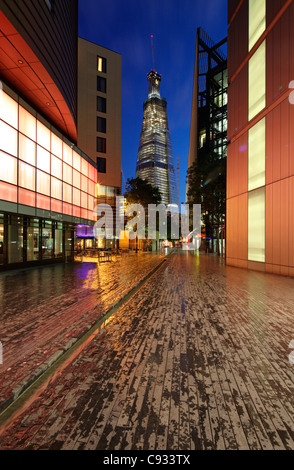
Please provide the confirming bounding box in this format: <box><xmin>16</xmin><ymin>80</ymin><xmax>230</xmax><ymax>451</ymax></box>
<box><xmin>249</xmin><ymin>0</ymin><xmax>266</xmax><ymax>51</ymax></box>
<box><xmin>248</xmin><ymin>118</ymin><xmax>265</xmax><ymax>191</ymax></box>
<box><xmin>63</xmin><ymin>162</ymin><xmax>72</xmax><ymax>185</ymax></box>
<box><xmin>199</xmin><ymin>130</ymin><xmax>206</xmax><ymax>148</ymax></box>
<box><xmin>73</xmin><ymin>188</ymin><xmax>80</xmax><ymax>206</ymax></box>
<box><xmin>81</xmin><ymin>191</ymin><xmax>88</xmax><ymax>209</ymax></box>
<box><xmin>97</xmin><ymin>56</ymin><xmax>106</xmax><ymax>73</ymax></box>
<box><xmin>248</xmin><ymin>41</ymin><xmax>266</xmax><ymax>121</ymax></box>
<box><xmin>248</xmin><ymin>188</ymin><xmax>265</xmax><ymax>262</ymax></box>
<box><xmin>51</xmin><ymin>177</ymin><xmax>62</xmax><ymax>200</ymax></box>
<box><xmin>97</xmin><ymin>117</ymin><xmax>106</xmax><ymax>133</ymax></box>
<box><xmin>63</xmin><ymin>183</ymin><xmax>72</xmax><ymax>204</ymax></box>
<box><xmin>73</xmin><ymin>169</ymin><xmax>80</xmax><ymax>189</ymax></box>
<box><xmin>51</xmin><ymin>154</ymin><xmax>62</xmax><ymax>178</ymax></box>
<box><xmin>81</xmin><ymin>158</ymin><xmax>88</xmax><ymax>178</ymax></box>
<box><xmin>0</xmin><ymin>90</ymin><xmax>18</xmax><ymax>129</ymax></box>
<box><xmin>19</xmin><ymin>161</ymin><xmax>35</xmax><ymax>191</ymax></box>
<box><xmin>0</xmin><ymin>151</ymin><xmax>17</xmax><ymax>185</ymax></box>
<box><xmin>0</xmin><ymin>121</ymin><xmax>17</xmax><ymax>156</ymax></box>
<box><xmin>37</xmin><ymin>170</ymin><xmax>50</xmax><ymax>196</ymax></box>
<box><xmin>97</xmin><ymin>76</ymin><xmax>106</xmax><ymax>93</ymax></box>
<box><xmin>81</xmin><ymin>175</ymin><xmax>88</xmax><ymax>193</ymax></box>
<box><xmin>37</xmin><ymin>121</ymin><xmax>50</xmax><ymax>150</ymax></box>
<box><xmin>51</xmin><ymin>133</ymin><xmax>63</xmax><ymax>158</ymax></box>
<box><xmin>63</xmin><ymin>143</ymin><xmax>72</xmax><ymax>165</ymax></box>
<box><xmin>73</xmin><ymin>151</ymin><xmax>81</xmax><ymax>171</ymax></box>
<box><xmin>37</xmin><ymin>145</ymin><xmax>50</xmax><ymax>173</ymax></box>
<box><xmin>19</xmin><ymin>106</ymin><xmax>36</xmax><ymax>141</ymax></box>
<box><xmin>19</xmin><ymin>134</ymin><xmax>36</xmax><ymax>166</ymax></box>
<box><xmin>97</xmin><ymin>96</ymin><xmax>106</xmax><ymax>113</ymax></box>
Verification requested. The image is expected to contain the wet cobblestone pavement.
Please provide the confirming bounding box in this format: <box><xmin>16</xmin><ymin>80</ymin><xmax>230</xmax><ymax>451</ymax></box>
<box><xmin>0</xmin><ymin>252</ymin><xmax>164</xmax><ymax>414</ymax></box>
<box><xmin>0</xmin><ymin>252</ymin><xmax>294</xmax><ymax>450</ymax></box>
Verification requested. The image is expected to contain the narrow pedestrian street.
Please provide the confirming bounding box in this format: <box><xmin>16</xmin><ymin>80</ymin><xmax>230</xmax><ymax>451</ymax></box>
<box><xmin>0</xmin><ymin>252</ymin><xmax>294</xmax><ymax>450</ymax></box>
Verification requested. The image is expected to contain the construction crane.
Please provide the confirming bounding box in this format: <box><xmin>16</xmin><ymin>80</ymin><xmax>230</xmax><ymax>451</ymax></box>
<box><xmin>150</xmin><ymin>34</ymin><xmax>156</xmax><ymax>72</ymax></box>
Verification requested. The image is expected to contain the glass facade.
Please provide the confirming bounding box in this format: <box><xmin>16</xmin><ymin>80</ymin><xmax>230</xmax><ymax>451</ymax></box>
<box><xmin>0</xmin><ymin>86</ymin><xmax>97</xmax><ymax>222</ymax></box>
<box><xmin>0</xmin><ymin>84</ymin><xmax>98</xmax><ymax>269</ymax></box>
<box><xmin>135</xmin><ymin>71</ymin><xmax>177</xmax><ymax>205</ymax></box>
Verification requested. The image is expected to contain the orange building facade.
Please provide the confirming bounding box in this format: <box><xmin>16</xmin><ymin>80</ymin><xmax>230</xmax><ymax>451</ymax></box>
<box><xmin>226</xmin><ymin>0</ymin><xmax>294</xmax><ymax>276</ymax></box>
<box><xmin>0</xmin><ymin>1</ymin><xmax>121</xmax><ymax>269</ymax></box>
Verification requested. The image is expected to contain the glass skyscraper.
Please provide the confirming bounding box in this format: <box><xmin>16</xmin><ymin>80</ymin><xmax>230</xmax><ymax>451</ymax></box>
<box><xmin>135</xmin><ymin>70</ymin><xmax>177</xmax><ymax>206</ymax></box>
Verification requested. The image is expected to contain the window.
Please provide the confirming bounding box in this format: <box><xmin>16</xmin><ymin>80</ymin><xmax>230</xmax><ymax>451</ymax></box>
<box><xmin>0</xmin><ymin>152</ymin><xmax>17</xmax><ymax>185</ymax></box>
<box><xmin>97</xmin><ymin>76</ymin><xmax>106</xmax><ymax>93</ymax></box>
<box><xmin>249</xmin><ymin>0</ymin><xmax>266</xmax><ymax>51</ymax></box>
<box><xmin>97</xmin><ymin>56</ymin><xmax>107</xmax><ymax>73</ymax></box>
<box><xmin>97</xmin><ymin>157</ymin><xmax>106</xmax><ymax>174</ymax></box>
<box><xmin>248</xmin><ymin>41</ymin><xmax>266</xmax><ymax>121</ymax></box>
<box><xmin>97</xmin><ymin>137</ymin><xmax>106</xmax><ymax>153</ymax></box>
<box><xmin>248</xmin><ymin>188</ymin><xmax>265</xmax><ymax>263</ymax></box>
<box><xmin>97</xmin><ymin>96</ymin><xmax>106</xmax><ymax>113</ymax></box>
<box><xmin>19</xmin><ymin>161</ymin><xmax>35</xmax><ymax>191</ymax></box>
<box><xmin>248</xmin><ymin>118</ymin><xmax>265</xmax><ymax>191</ymax></box>
<box><xmin>97</xmin><ymin>117</ymin><xmax>106</xmax><ymax>133</ymax></box>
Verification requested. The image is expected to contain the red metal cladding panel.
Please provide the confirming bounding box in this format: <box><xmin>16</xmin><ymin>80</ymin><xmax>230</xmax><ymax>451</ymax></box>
<box><xmin>226</xmin><ymin>193</ymin><xmax>248</xmax><ymax>261</ymax></box>
<box><xmin>266</xmin><ymin>0</ymin><xmax>289</xmax><ymax>25</ymax></box>
<box><xmin>228</xmin><ymin>0</ymin><xmax>242</xmax><ymax>25</ymax></box>
<box><xmin>280</xmin><ymin>99</ymin><xmax>290</xmax><ymax>180</ymax></box>
<box><xmin>290</xmin><ymin>177</ymin><xmax>294</xmax><ymax>267</ymax></box>
<box><xmin>227</xmin><ymin>65</ymin><xmax>248</xmax><ymax>141</ymax></box>
<box><xmin>272</xmin><ymin>105</ymin><xmax>281</xmax><ymax>183</ymax></box>
<box><xmin>272</xmin><ymin>181</ymin><xmax>281</xmax><ymax>267</ymax></box>
<box><xmin>227</xmin><ymin>134</ymin><xmax>248</xmax><ymax>199</ymax></box>
<box><xmin>290</xmin><ymin>99</ymin><xmax>294</xmax><ymax>177</ymax></box>
<box><xmin>280</xmin><ymin>178</ymin><xmax>289</xmax><ymax>267</ymax></box>
<box><xmin>265</xmin><ymin>184</ymin><xmax>273</xmax><ymax>265</ymax></box>
<box><xmin>266</xmin><ymin>112</ymin><xmax>273</xmax><ymax>185</ymax></box>
<box><xmin>280</xmin><ymin>8</ymin><xmax>290</xmax><ymax>94</ymax></box>
<box><xmin>238</xmin><ymin>193</ymin><xmax>248</xmax><ymax>260</ymax></box>
<box><xmin>227</xmin><ymin>0</ymin><xmax>248</xmax><ymax>82</ymax></box>
<box><xmin>289</xmin><ymin>2</ymin><xmax>294</xmax><ymax>86</ymax></box>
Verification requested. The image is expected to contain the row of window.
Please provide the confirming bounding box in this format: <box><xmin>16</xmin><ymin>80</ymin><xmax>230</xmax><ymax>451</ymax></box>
<box><xmin>97</xmin><ymin>56</ymin><xmax>107</xmax><ymax>174</ymax></box>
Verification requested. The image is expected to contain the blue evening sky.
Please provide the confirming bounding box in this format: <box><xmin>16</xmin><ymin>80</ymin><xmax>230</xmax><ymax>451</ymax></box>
<box><xmin>78</xmin><ymin>0</ymin><xmax>228</xmax><ymax>204</ymax></box>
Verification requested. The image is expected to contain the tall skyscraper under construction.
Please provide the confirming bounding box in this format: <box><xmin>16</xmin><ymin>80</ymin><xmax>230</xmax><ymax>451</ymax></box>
<box><xmin>135</xmin><ymin>69</ymin><xmax>177</xmax><ymax>206</ymax></box>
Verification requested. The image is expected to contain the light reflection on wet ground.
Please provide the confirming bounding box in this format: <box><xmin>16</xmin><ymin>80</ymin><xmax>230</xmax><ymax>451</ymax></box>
<box><xmin>0</xmin><ymin>253</ymin><xmax>165</xmax><ymax>411</ymax></box>
<box><xmin>0</xmin><ymin>253</ymin><xmax>293</xmax><ymax>449</ymax></box>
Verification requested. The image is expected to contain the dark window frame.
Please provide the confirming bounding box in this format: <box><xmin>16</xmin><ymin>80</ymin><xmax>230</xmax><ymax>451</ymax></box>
<box><xmin>97</xmin><ymin>137</ymin><xmax>106</xmax><ymax>153</ymax></box>
<box><xmin>97</xmin><ymin>116</ymin><xmax>106</xmax><ymax>133</ymax></box>
<box><xmin>97</xmin><ymin>76</ymin><xmax>107</xmax><ymax>93</ymax></box>
<box><xmin>97</xmin><ymin>157</ymin><xmax>106</xmax><ymax>174</ymax></box>
<box><xmin>97</xmin><ymin>96</ymin><xmax>106</xmax><ymax>113</ymax></box>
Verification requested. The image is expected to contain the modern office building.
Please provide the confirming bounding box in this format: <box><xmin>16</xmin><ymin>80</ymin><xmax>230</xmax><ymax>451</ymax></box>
<box><xmin>187</xmin><ymin>28</ymin><xmax>227</xmax><ymax>252</ymax></box>
<box><xmin>77</xmin><ymin>37</ymin><xmax>122</xmax><ymax>249</ymax></box>
<box><xmin>135</xmin><ymin>70</ymin><xmax>177</xmax><ymax>206</ymax></box>
<box><xmin>0</xmin><ymin>0</ymin><xmax>121</xmax><ymax>268</ymax></box>
<box><xmin>227</xmin><ymin>0</ymin><xmax>294</xmax><ymax>276</ymax></box>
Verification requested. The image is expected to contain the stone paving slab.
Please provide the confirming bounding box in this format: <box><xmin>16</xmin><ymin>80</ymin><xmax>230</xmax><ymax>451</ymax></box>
<box><xmin>0</xmin><ymin>253</ymin><xmax>165</xmax><ymax>413</ymax></box>
<box><xmin>0</xmin><ymin>253</ymin><xmax>294</xmax><ymax>450</ymax></box>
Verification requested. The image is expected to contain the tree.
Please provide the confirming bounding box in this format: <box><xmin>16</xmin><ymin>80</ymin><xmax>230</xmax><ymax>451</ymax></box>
<box><xmin>187</xmin><ymin>152</ymin><xmax>226</xmax><ymax>254</ymax></box>
<box><xmin>124</xmin><ymin>177</ymin><xmax>162</xmax><ymax>207</ymax></box>
<box><xmin>123</xmin><ymin>177</ymin><xmax>162</xmax><ymax>248</ymax></box>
